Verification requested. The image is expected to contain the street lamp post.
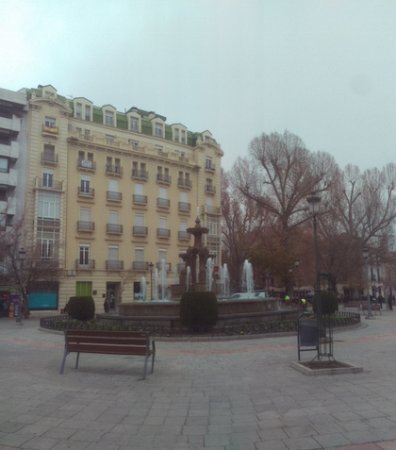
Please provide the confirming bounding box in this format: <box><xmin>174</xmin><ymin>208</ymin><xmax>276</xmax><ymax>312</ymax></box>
<box><xmin>362</xmin><ymin>247</ymin><xmax>373</xmax><ymax>318</ymax></box>
<box><xmin>306</xmin><ymin>192</ymin><xmax>322</xmax><ymax>356</ymax></box>
<box><xmin>148</xmin><ymin>262</ymin><xmax>154</xmax><ymax>301</ymax></box>
<box><xmin>17</xmin><ymin>247</ymin><xmax>26</xmax><ymax>324</ymax></box>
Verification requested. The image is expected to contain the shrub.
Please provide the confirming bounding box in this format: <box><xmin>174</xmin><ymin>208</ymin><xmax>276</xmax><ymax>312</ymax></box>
<box><xmin>180</xmin><ymin>291</ymin><xmax>218</xmax><ymax>331</ymax></box>
<box><xmin>312</xmin><ymin>290</ymin><xmax>338</xmax><ymax>315</ymax></box>
<box><xmin>66</xmin><ymin>296</ymin><xmax>95</xmax><ymax>322</ymax></box>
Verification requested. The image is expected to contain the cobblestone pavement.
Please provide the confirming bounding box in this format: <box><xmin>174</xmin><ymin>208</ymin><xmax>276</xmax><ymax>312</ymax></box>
<box><xmin>1</xmin><ymin>310</ymin><xmax>396</xmax><ymax>449</ymax></box>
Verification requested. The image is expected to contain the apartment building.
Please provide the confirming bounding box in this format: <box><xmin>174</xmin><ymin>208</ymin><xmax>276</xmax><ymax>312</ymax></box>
<box><xmin>0</xmin><ymin>88</ymin><xmax>27</xmax><ymax>231</ymax></box>
<box><xmin>23</xmin><ymin>84</ymin><xmax>223</xmax><ymax>311</ymax></box>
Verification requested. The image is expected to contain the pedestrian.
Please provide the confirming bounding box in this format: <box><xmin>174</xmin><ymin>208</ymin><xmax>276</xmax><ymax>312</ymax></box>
<box><xmin>388</xmin><ymin>294</ymin><xmax>393</xmax><ymax>311</ymax></box>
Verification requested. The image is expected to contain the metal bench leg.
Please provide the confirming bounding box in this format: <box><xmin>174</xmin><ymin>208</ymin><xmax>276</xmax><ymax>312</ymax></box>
<box><xmin>151</xmin><ymin>341</ymin><xmax>156</xmax><ymax>374</ymax></box>
<box><xmin>60</xmin><ymin>351</ymin><xmax>68</xmax><ymax>374</ymax></box>
<box><xmin>75</xmin><ymin>352</ymin><xmax>80</xmax><ymax>369</ymax></box>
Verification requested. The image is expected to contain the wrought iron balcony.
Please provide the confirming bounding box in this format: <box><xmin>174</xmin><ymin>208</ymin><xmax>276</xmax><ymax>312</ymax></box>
<box><xmin>132</xmin><ymin>225</ymin><xmax>148</xmax><ymax>236</ymax></box>
<box><xmin>106</xmin><ymin>164</ymin><xmax>123</xmax><ymax>177</ymax></box>
<box><xmin>133</xmin><ymin>194</ymin><xmax>147</xmax><ymax>206</ymax></box>
<box><xmin>106</xmin><ymin>191</ymin><xmax>122</xmax><ymax>202</ymax></box>
<box><xmin>157</xmin><ymin>228</ymin><xmax>170</xmax><ymax>239</ymax></box>
<box><xmin>178</xmin><ymin>202</ymin><xmax>191</xmax><ymax>213</ymax></box>
<box><xmin>77</xmin><ymin>221</ymin><xmax>95</xmax><ymax>232</ymax></box>
<box><xmin>132</xmin><ymin>261</ymin><xmax>148</xmax><ymax>272</ymax></box>
<box><xmin>156</xmin><ymin>173</ymin><xmax>171</xmax><ymax>185</ymax></box>
<box><xmin>78</xmin><ymin>187</ymin><xmax>95</xmax><ymax>198</ymax></box>
<box><xmin>106</xmin><ymin>223</ymin><xmax>123</xmax><ymax>234</ymax></box>
<box><xmin>77</xmin><ymin>159</ymin><xmax>96</xmax><ymax>171</ymax></box>
<box><xmin>157</xmin><ymin>198</ymin><xmax>170</xmax><ymax>209</ymax></box>
<box><xmin>75</xmin><ymin>259</ymin><xmax>95</xmax><ymax>270</ymax></box>
<box><xmin>177</xmin><ymin>178</ymin><xmax>192</xmax><ymax>189</ymax></box>
<box><xmin>178</xmin><ymin>230</ymin><xmax>190</xmax><ymax>241</ymax></box>
<box><xmin>106</xmin><ymin>260</ymin><xmax>124</xmax><ymax>271</ymax></box>
<box><xmin>131</xmin><ymin>169</ymin><xmax>148</xmax><ymax>181</ymax></box>
<box><xmin>41</xmin><ymin>152</ymin><xmax>58</xmax><ymax>165</ymax></box>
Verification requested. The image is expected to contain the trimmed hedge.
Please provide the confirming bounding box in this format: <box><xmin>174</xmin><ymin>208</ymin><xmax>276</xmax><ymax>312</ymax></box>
<box><xmin>180</xmin><ymin>291</ymin><xmax>218</xmax><ymax>331</ymax></box>
<box><xmin>65</xmin><ymin>296</ymin><xmax>95</xmax><ymax>322</ymax></box>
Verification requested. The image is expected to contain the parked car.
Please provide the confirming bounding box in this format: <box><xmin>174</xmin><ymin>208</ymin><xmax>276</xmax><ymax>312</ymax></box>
<box><xmin>229</xmin><ymin>292</ymin><xmax>266</xmax><ymax>300</ymax></box>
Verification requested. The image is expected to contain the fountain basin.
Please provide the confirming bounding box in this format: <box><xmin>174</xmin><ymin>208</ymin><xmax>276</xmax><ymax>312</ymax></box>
<box><xmin>106</xmin><ymin>298</ymin><xmax>296</xmax><ymax>330</ymax></box>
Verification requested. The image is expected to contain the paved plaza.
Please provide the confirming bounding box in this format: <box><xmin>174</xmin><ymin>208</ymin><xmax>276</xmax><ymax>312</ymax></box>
<box><xmin>1</xmin><ymin>310</ymin><xmax>396</xmax><ymax>449</ymax></box>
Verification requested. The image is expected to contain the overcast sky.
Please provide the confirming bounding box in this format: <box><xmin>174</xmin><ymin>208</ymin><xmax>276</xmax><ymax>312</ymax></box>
<box><xmin>1</xmin><ymin>0</ymin><xmax>395</xmax><ymax>171</ymax></box>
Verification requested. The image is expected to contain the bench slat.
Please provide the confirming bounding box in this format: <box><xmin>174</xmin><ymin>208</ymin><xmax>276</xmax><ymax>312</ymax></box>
<box><xmin>67</xmin><ymin>343</ymin><xmax>149</xmax><ymax>355</ymax></box>
<box><xmin>66</xmin><ymin>337</ymin><xmax>148</xmax><ymax>345</ymax></box>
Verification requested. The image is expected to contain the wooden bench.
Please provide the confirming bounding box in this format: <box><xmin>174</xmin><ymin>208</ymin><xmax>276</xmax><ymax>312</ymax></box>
<box><xmin>60</xmin><ymin>330</ymin><xmax>155</xmax><ymax>379</ymax></box>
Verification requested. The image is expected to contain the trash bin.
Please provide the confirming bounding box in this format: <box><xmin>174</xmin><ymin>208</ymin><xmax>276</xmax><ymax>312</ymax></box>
<box><xmin>299</xmin><ymin>319</ymin><xmax>319</xmax><ymax>346</ymax></box>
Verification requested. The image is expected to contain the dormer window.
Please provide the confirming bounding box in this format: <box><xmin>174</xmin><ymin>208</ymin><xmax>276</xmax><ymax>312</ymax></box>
<box><xmin>75</xmin><ymin>103</ymin><xmax>82</xmax><ymax>119</ymax></box>
<box><xmin>85</xmin><ymin>105</ymin><xmax>91</xmax><ymax>121</ymax></box>
<box><xmin>154</xmin><ymin>122</ymin><xmax>163</xmax><ymax>138</ymax></box>
<box><xmin>130</xmin><ymin>117</ymin><xmax>139</xmax><ymax>132</ymax></box>
<box><xmin>105</xmin><ymin>110</ymin><xmax>114</xmax><ymax>127</ymax></box>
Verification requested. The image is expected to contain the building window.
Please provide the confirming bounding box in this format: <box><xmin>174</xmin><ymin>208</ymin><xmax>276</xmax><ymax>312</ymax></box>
<box><xmin>205</xmin><ymin>158</ymin><xmax>213</xmax><ymax>170</ymax></box>
<box><xmin>42</xmin><ymin>171</ymin><xmax>53</xmax><ymax>188</ymax></box>
<box><xmin>80</xmin><ymin>177</ymin><xmax>90</xmax><ymax>193</ymax></box>
<box><xmin>75</xmin><ymin>103</ymin><xmax>82</xmax><ymax>119</ymax></box>
<box><xmin>174</xmin><ymin>128</ymin><xmax>180</xmax><ymax>142</ymax></box>
<box><xmin>181</xmin><ymin>129</ymin><xmax>186</xmax><ymax>144</ymax></box>
<box><xmin>154</xmin><ymin>122</ymin><xmax>163</xmax><ymax>137</ymax></box>
<box><xmin>0</xmin><ymin>157</ymin><xmax>9</xmax><ymax>173</ymax></box>
<box><xmin>85</xmin><ymin>105</ymin><xmax>91</xmax><ymax>121</ymax></box>
<box><xmin>104</xmin><ymin>110</ymin><xmax>114</xmax><ymax>126</ymax></box>
<box><xmin>130</xmin><ymin>117</ymin><xmax>139</xmax><ymax>132</ymax></box>
<box><xmin>41</xmin><ymin>238</ymin><xmax>54</xmax><ymax>260</ymax></box>
<box><xmin>79</xmin><ymin>245</ymin><xmax>90</xmax><ymax>265</ymax></box>
<box><xmin>45</xmin><ymin>117</ymin><xmax>56</xmax><ymax>128</ymax></box>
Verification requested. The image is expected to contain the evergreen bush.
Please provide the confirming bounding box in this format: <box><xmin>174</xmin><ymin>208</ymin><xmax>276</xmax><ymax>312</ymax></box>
<box><xmin>66</xmin><ymin>296</ymin><xmax>95</xmax><ymax>322</ymax></box>
<box><xmin>313</xmin><ymin>290</ymin><xmax>338</xmax><ymax>315</ymax></box>
<box><xmin>180</xmin><ymin>291</ymin><xmax>218</xmax><ymax>331</ymax></box>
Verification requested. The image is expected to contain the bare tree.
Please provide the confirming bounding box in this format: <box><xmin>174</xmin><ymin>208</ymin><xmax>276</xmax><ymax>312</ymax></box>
<box><xmin>232</xmin><ymin>130</ymin><xmax>338</xmax><ymax>292</ymax></box>
<box><xmin>0</xmin><ymin>221</ymin><xmax>60</xmax><ymax>318</ymax></box>
<box><xmin>319</xmin><ymin>163</ymin><xmax>396</xmax><ymax>294</ymax></box>
<box><xmin>221</xmin><ymin>169</ymin><xmax>268</xmax><ymax>291</ymax></box>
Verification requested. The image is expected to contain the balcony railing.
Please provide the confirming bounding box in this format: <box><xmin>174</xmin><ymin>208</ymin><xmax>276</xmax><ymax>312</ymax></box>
<box><xmin>75</xmin><ymin>259</ymin><xmax>95</xmax><ymax>270</ymax></box>
<box><xmin>157</xmin><ymin>228</ymin><xmax>170</xmax><ymax>239</ymax></box>
<box><xmin>177</xmin><ymin>178</ymin><xmax>192</xmax><ymax>189</ymax></box>
<box><xmin>131</xmin><ymin>169</ymin><xmax>148</xmax><ymax>181</ymax></box>
<box><xmin>178</xmin><ymin>230</ymin><xmax>190</xmax><ymax>241</ymax></box>
<box><xmin>78</xmin><ymin>187</ymin><xmax>95</xmax><ymax>198</ymax></box>
<box><xmin>41</xmin><ymin>152</ymin><xmax>58</xmax><ymax>165</ymax></box>
<box><xmin>106</xmin><ymin>191</ymin><xmax>122</xmax><ymax>202</ymax></box>
<box><xmin>35</xmin><ymin>178</ymin><xmax>63</xmax><ymax>191</ymax></box>
<box><xmin>202</xmin><ymin>204</ymin><xmax>221</xmax><ymax>215</ymax></box>
<box><xmin>106</xmin><ymin>164</ymin><xmax>123</xmax><ymax>177</ymax></box>
<box><xmin>132</xmin><ymin>225</ymin><xmax>148</xmax><ymax>236</ymax></box>
<box><xmin>106</xmin><ymin>260</ymin><xmax>124</xmax><ymax>271</ymax></box>
<box><xmin>133</xmin><ymin>194</ymin><xmax>147</xmax><ymax>206</ymax></box>
<box><xmin>157</xmin><ymin>198</ymin><xmax>170</xmax><ymax>209</ymax></box>
<box><xmin>205</xmin><ymin>185</ymin><xmax>216</xmax><ymax>195</ymax></box>
<box><xmin>77</xmin><ymin>221</ymin><xmax>95</xmax><ymax>232</ymax></box>
<box><xmin>156</xmin><ymin>261</ymin><xmax>172</xmax><ymax>272</ymax></box>
<box><xmin>205</xmin><ymin>163</ymin><xmax>216</xmax><ymax>173</ymax></box>
<box><xmin>42</xmin><ymin>125</ymin><xmax>58</xmax><ymax>136</ymax></box>
<box><xmin>37</xmin><ymin>217</ymin><xmax>60</xmax><ymax>228</ymax></box>
<box><xmin>106</xmin><ymin>223</ymin><xmax>123</xmax><ymax>234</ymax></box>
<box><xmin>77</xmin><ymin>159</ymin><xmax>96</xmax><ymax>171</ymax></box>
<box><xmin>156</xmin><ymin>173</ymin><xmax>171</xmax><ymax>185</ymax></box>
<box><xmin>132</xmin><ymin>261</ymin><xmax>148</xmax><ymax>272</ymax></box>
<box><xmin>178</xmin><ymin>202</ymin><xmax>191</xmax><ymax>213</ymax></box>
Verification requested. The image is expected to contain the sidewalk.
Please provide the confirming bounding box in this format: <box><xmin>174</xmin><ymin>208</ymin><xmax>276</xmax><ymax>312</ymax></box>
<box><xmin>1</xmin><ymin>311</ymin><xmax>396</xmax><ymax>449</ymax></box>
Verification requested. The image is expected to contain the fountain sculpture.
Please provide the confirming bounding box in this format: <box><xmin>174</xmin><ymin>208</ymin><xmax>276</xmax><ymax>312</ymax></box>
<box><xmin>179</xmin><ymin>216</ymin><xmax>210</xmax><ymax>292</ymax></box>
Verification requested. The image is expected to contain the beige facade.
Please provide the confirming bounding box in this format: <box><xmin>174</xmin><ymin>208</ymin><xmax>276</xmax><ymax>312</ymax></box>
<box><xmin>23</xmin><ymin>85</ymin><xmax>223</xmax><ymax>311</ymax></box>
